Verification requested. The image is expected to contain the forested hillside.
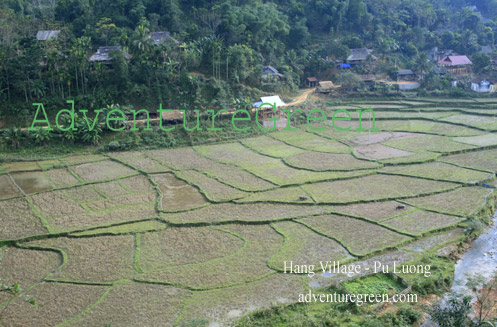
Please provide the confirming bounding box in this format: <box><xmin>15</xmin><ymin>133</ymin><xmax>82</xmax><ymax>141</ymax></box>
<box><xmin>1</xmin><ymin>0</ymin><xmax>496</xmax><ymax>117</ymax></box>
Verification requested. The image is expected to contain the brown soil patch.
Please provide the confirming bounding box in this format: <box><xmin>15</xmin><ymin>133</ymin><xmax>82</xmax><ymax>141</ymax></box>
<box><xmin>285</xmin><ymin>152</ymin><xmax>381</xmax><ymax>171</ymax></box>
<box><xmin>30</xmin><ymin>190</ymin><xmax>86</xmax><ymax>218</ymax></box>
<box><xmin>0</xmin><ymin>174</ymin><xmax>22</xmax><ymax>199</ymax></box>
<box><xmin>0</xmin><ymin>247</ymin><xmax>60</xmax><ymax>303</ymax></box>
<box><xmin>176</xmin><ymin>169</ymin><xmax>247</xmax><ymax>202</ymax></box>
<box><xmin>71</xmin><ymin>282</ymin><xmax>191</xmax><ymax>327</ymax></box>
<box><xmin>140</xmin><ymin>227</ymin><xmax>244</xmax><ymax>271</ymax></box>
<box><xmin>28</xmin><ymin>235</ymin><xmax>135</xmax><ymax>282</ymax></box>
<box><xmin>0</xmin><ymin>198</ymin><xmax>47</xmax><ymax>240</ymax></box>
<box><xmin>163</xmin><ymin>203</ymin><xmax>335</xmax><ymax>224</ymax></box>
<box><xmin>72</xmin><ymin>160</ymin><xmax>136</xmax><ymax>182</ymax></box>
<box><xmin>330</xmin><ymin>201</ymin><xmax>415</xmax><ymax>221</ymax></box>
<box><xmin>1</xmin><ymin>282</ymin><xmax>107</xmax><ymax>327</ymax></box>
<box><xmin>354</xmin><ymin>144</ymin><xmax>413</xmax><ymax>160</ymax></box>
<box><xmin>46</xmin><ymin>168</ymin><xmax>80</xmax><ymax>188</ymax></box>
<box><xmin>180</xmin><ymin>274</ymin><xmax>306</xmax><ymax>325</ymax></box>
<box><xmin>301</xmin><ymin>214</ymin><xmax>411</xmax><ymax>255</ymax></box>
<box><xmin>86</xmin><ymin>193</ymin><xmax>156</xmax><ymax>211</ymax></box>
<box><xmin>346</xmin><ymin>131</ymin><xmax>421</xmax><ymax>146</ymax></box>
<box><xmin>50</xmin><ymin>203</ymin><xmax>157</xmax><ymax>231</ymax></box>
<box><xmin>65</xmin><ymin>185</ymin><xmax>105</xmax><ymax>204</ymax></box>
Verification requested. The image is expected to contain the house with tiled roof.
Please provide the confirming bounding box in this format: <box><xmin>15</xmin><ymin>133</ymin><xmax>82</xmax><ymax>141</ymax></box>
<box><xmin>306</xmin><ymin>77</ymin><xmax>318</xmax><ymax>87</ymax></box>
<box><xmin>437</xmin><ymin>55</ymin><xmax>472</xmax><ymax>74</ymax></box>
<box><xmin>149</xmin><ymin>32</ymin><xmax>179</xmax><ymax>44</ymax></box>
<box><xmin>397</xmin><ymin>69</ymin><xmax>416</xmax><ymax>82</ymax></box>
<box><xmin>347</xmin><ymin>48</ymin><xmax>377</xmax><ymax>66</ymax></box>
<box><xmin>89</xmin><ymin>46</ymin><xmax>131</xmax><ymax>64</ymax></box>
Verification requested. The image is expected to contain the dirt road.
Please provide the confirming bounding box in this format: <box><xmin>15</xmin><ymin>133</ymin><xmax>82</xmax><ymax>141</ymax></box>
<box><xmin>287</xmin><ymin>88</ymin><xmax>314</xmax><ymax>106</ymax></box>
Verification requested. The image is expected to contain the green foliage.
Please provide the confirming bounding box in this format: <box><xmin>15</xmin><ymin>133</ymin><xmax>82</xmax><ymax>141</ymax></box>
<box><xmin>1</xmin><ymin>0</ymin><xmax>494</xmax><ymax>117</ymax></box>
<box><xmin>396</xmin><ymin>305</ymin><xmax>422</xmax><ymax>325</ymax></box>
<box><xmin>428</xmin><ymin>294</ymin><xmax>473</xmax><ymax>327</ymax></box>
<box><xmin>466</xmin><ymin>218</ymin><xmax>486</xmax><ymax>238</ymax></box>
<box><xmin>472</xmin><ymin>54</ymin><xmax>491</xmax><ymax>74</ymax></box>
<box><xmin>339</xmin><ymin>72</ymin><xmax>362</xmax><ymax>91</ymax></box>
<box><xmin>344</xmin><ymin>274</ymin><xmax>404</xmax><ymax>295</ymax></box>
<box><xmin>29</xmin><ymin>127</ymin><xmax>53</xmax><ymax>146</ymax></box>
<box><xmin>3</xmin><ymin>127</ymin><xmax>25</xmax><ymax>149</ymax></box>
<box><xmin>78</xmin><ymin>118</ymin><xmax>103</xmax><ymax>145</ymax></box>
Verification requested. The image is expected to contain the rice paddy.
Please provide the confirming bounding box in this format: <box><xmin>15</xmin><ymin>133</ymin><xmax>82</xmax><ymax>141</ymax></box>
<box><xmin>1</xmin><ymin>98</ymin><xmax>496</xmax><ymax>326</ymax></box>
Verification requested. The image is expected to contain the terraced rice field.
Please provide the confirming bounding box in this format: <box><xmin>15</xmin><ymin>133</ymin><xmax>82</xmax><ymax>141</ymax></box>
<box><xmin>1</xmin><ymin>98</ymin><xmax>497</xmax><ymax>326</ymax></box>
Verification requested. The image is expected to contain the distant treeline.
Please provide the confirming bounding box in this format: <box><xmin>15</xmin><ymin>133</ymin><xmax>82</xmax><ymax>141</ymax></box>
<box><xmin>1</xmin><ymin>0</ymin><xmax>496</xmax><ymax>120</ymax></box>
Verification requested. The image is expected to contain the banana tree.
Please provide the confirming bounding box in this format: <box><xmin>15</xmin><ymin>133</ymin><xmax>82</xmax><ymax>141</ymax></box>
<box><xmin>29</xmin><ymin>127</ymin><xmax>52</xmax><ymax>146</ymax></box>
<box><xmin>3</xmin><ymin>127</ymin><xmax>24</xmax><ymax>149</ymax></box>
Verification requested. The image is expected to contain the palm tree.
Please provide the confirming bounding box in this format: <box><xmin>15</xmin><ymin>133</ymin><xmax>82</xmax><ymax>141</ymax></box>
<box><xmin>131</xmin><ymin>25</ymin><xmax>152</xmax><ymax>55</ymax></box>
<box><xmin>285</xmin><ymin>50</ymin><xmax>304</xmax><ymax>81</ymax></box>
<box><xmin>415</xmin><ymin>52</ymin><xmax>432</xmax><ymax>81</ymax></box>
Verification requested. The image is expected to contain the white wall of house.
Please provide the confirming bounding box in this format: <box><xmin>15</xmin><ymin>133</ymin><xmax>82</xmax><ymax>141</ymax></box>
<box><xmin>471</xmin><ymin>81</ymin><xmax>495</xmax><ymax>93</ymax></box>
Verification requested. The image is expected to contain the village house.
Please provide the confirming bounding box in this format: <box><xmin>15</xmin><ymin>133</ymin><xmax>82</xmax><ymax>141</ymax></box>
<box><xmin>306</xmin><ymin>77</ymin><xmax>318</xmax><ymax>87</ymax></box>
<box><xmin>491</xmin><ymin>59</ymin><xmax>497</xmax><ymax>71</ymax></box>
<box><xmin>437</xmin><ymin>55</ymin><xmax>472</xmax><ymax>75</ymax></box>
<box><xmin>161</xmin><ymin>110</ymin><xmax>183</xmax><ymax>126</ymax></box>
<box><xmin>358</xmin><ymin>74</ymin><xmax>377</xmax><ymax>86</ymax></box>
<box><xmin>317</xmin><ymin>81</ymin><xmax>335</xmax><ymax>93</ymax></box>
<box><xmin>478</xmin><ymin>46</ymin><xmax>494</xmax><ymax>55</ymax></box>
<box><xmin>347</xmin><ymin>48</ymin><xmax>377</xmax><ymax>66</ymax></box>
<box><xmin>149</xmin><ymin>31</ymin><xmax>179</xmax><ymax>44</ymax></box>
<box><xmin>36</xmin><ymin>30</ymin><xmax>60</xmax><ymax>41</ymax></box>
<box><xmin>471</xmin><ymin>79</ymin><xmax>495</xmax><ymax>93</ymax></box>
<box><xmin>261</xmin><ymin>65</ymin><xmax>283</xmax><ymax>81</ymax></box>
<box><xmin>252</xmin><ymin>95</ymin><xmax>286</xmax><ymax>109</ymax></box>
<box><xmin>89</xmin><ymin>46</ymin><xmax>131</xmax><ymax>65</ymax></box>
<box><xmin>397</xmin><ymin>69</ymin><xmax>417</xmax><ymax>82</ymax></box>
<box><xmin>427</xmin><ymin>47</ymin><xmax>453</xmax><ymax>62</ymax></box>
<box><xmin>252</xmin><ymin>95</ymin><xmax>287</xmax><ymax>128</ymax></box>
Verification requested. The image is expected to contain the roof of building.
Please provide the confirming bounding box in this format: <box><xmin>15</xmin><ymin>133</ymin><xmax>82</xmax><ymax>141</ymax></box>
<box><xmin>262</xmin><ymin>65</ymin><xmax>279</xmax><ymax>74</ymax></box>
<box><xmin>36</xmin><ymin>30</ymin><xmax>60</xmax><ymax>41</ymax></box>
<box><xmin>438</xmin><ymin>55</ymin><xmax>473</xmax><ymax>66</ymax></box>
<box><xmin>318</xmin><ymin>81</ymin><xmax>335</xmax><ymax>89</ymax></box>
<box><xmin>161</xmin><ymin>109</ymin><xmax>183</xmax><ymax>121</ymax></box>
<box><xmin>89</xmin><ymin>46</ymin><xmax>131</xmax><ymax>62</ymax></box>
<box><xmin>358</xmin><ymin>74</ymin><xmax>377</xmax><ymax>81</ymax></box>
<box><xmin>253</xmin><ymin>95</ymin><xmax>286</xmax><ymax>109</ymax></box>
<box><xmin>472</xmin><ymin>78</ymin><xmax>494</xmax><ymax>84</ymax></box>
<box><xmin>306</xmin><ymin>77</ymin><xmax>318</xmax><ymax>82</ymax></box>
<box><xmin>478</xmin><ymin>46</ymin><xmax>494</xmax><ymax>55</ymax></box>
<box><xmin>347</xmin><ymin>48</ymin><xmax>377</xmax><ymax>62</ymax></box>
<box><xmin>150</xmin><ymin>31</ymin><xmax>179</xmax><ymax>44</ymax></box>
<box><xmin>397</xmin><ymin>69</ymin><xmax>415</xmax><ymax>75</ymax></box>
<box><xmin>338</xmin><ymin>63</ymin><xmax>351</xmax><ymax>68</ymax></box>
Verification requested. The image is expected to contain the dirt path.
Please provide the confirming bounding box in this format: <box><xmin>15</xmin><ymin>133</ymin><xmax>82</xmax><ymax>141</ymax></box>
<box><xmin>288</xmin><ymin>88</ymin><xmax>314</xmax><ymax>106</ymax></box>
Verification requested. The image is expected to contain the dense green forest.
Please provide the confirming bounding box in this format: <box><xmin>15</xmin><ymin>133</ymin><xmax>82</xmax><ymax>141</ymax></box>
<box><xmin>1</xmin><ymin>0</ymin><xmax>497</xmax><ymax>119</ymax></box>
